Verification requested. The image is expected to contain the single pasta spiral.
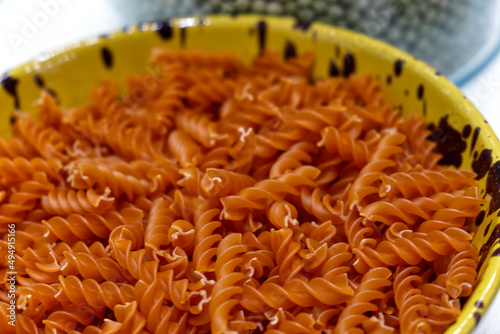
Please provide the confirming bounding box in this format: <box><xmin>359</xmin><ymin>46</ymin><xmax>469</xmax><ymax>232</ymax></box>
<box><xmin>0</xmin><ymin>172</ymin><xmax>54</xmax><ymax>225</ymax></box>
<box><xmin>68</xmin><ymin>161</ymin><xmax>152</xmax><ymax>200</ymax></box>
<box><xmin>348</xmin><ymin>129</ymin><xmax>406</xmax><ymax>210</ymax></box>
<box><xmin>176</xmin><ymin>110</ymin><xmax>226</xmax><ymax>148</ymax></box>
<box><xmin>334</xmin><ymin>267</ymin><xmax>392</xmax><ymax>334</ymax></box>
<box><xmin>42</xmin><ymin>207</ymin><xmax>143</xmax><ymax>242</ymax></box>
<box><xmin>41</xmin><ymin>187</ymin><xmax>114</xmax><ymax>216</ymax></box>
<box><xmin>168</xmin><ymin>129</ymin><xmax>204</xmax><ymax>168</ymax></box>
<box><xmin>393</xmin><ymin>266</ymin><xmax>429</xmax><ymax>334</ymax></box>
<box><xmin>0</xmin><ymin>137</ymin><xmax>37</xmax><ymax>159</ymax></box>
<box><xmin>379</xmin><ymin>169</ymin><xmax>478</xmax><ymax>200</ymax></box>
<box><xmin>145</xmin><ymin>197</ymin><xmax>175</xmax><ymax>259</ymax></box>
<box><xmin>13</xmin><ymin>113</ymin><xmax>68</xmax><ymax>161</ymax></box>
<box><xmin>200</xmin><ymin>168</ymin><xmax>256</xmax><ymax>198</ymax></box>
<box><xmin>210</xmin><ymin>233</ymin><xmax>247</xmax><ymax>334</ymax></box>
<box><xmin>0</xmin><ymin>156</ymin><xmax>61</xmax><ymax>186</ymax></box>
<box><xmin>221</xmin><ymin>166</ymin><xmax>320</xmax><ymax>221</ymax></box>
<box><xmin>445</xmin><ymin>247</ymin><xmax>478</xmax><ymax>299</ymax></box>
<box><xmin>192</xmin><ymin>203</ymin><xmax>222</xmax><ymax>273</ymax></box>
<box><xmin>56</xmin><ymin>276</ymin><xmax>135</xmax><ymax>311</ymax></box>
<box><xmin>354</xmin><ymin>224</ymin><xmax>474</xmax><ymax>272</ymax></box>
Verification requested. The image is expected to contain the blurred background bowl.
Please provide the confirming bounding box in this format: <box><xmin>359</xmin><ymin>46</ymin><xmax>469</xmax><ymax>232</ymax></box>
<box><xmin>108</xmin><ymin>0</ymin><xmax>500</xmax><ymax>84</ymax></box>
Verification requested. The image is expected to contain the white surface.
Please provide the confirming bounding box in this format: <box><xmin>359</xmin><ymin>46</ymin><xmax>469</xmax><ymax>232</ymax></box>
<box><xmin>0</xmin><ymin>1</ymin><xmax>499</xmax><ymax>333</ymax></box>
<box><xmin>462</xmin><ymin>52</ymin><xmax>500</xmax><ymax>137</ymax></box>
<box><xmin>0</xmin><ymin>0</ymin><xmax>123</xmax><ymax>71</ymax></box>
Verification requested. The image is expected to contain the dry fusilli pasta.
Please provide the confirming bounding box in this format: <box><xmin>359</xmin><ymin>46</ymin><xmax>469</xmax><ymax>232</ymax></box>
<box><xmin>0</xmin><ymin>48</ymin><xmax>485</xmax><ymax>334</ymax></box>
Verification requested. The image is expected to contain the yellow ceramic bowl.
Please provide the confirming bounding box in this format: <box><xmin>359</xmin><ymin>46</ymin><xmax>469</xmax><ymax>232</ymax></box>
<box><xmin>1</xmin><ymin>15</ymin><xmax>499</xmax><ymax>333</ymax></box>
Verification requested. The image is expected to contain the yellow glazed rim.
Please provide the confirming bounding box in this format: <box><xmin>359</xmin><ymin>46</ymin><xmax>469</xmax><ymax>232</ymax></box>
<box><xmin>1</xmin><ymin>15</ymin><xmax>500</xmax><ymax>334</ymax></box>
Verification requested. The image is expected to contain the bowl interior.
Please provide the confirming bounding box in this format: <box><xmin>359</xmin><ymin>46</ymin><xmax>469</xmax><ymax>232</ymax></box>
<box><xmin>1</xmin><ymin>15</ymin><xmax>499</xmax><ymax>333</ymax></box>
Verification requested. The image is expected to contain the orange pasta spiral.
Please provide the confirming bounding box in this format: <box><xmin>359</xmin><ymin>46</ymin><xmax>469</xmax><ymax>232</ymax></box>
<box><xmin>41</xmin><ymin>187</ymin><xmax>114</xmax><ymax>216</ymax></box>
<box><xmin>13</xmin><ymin>113</ymin><xmax>68</xmax><ymax>162</ymax></box>
<box><xmin>168</xmin><ymin>129</ymin><xmax>204</xmax><ymax>168</ymax></box>
<box><xmin>144</xmin><ymin>197</ymin><xmax>175</xmax><ymax>259</ymax></box>
<box><xmin>0</xmin><ymin>157</ymin><xmax>61</xmax><ymax>186</ymax></box>
<box><xmin>210</xmin><ymin>233</ymin><xmax>248</xmax><ymax>334</ymax></box>
<box><xmin>0</xmin><ymin>137</ymin><xmax>37</xmax><ymax>159</ymax></box>
<box><xmin>200</xmin><ymin>168</ymin><xmax>256</xmax><ymax>198</ymax></box>
<box><xmin>192</xmin><ymin>200</ymin><xmax>222</xmax><ymax>274</ymax></box>
<box><xmin>379</xmin><ymin>169</ymin><xmax>478</xmax><ymax>200</ymax></box>
<box><xmin>60</xmin><ymin>242</ymin><xmax>134</xmax><ymax>283</ymax></box>
<box><xmin>335</xmin><ymin>267</ymin><xmax>392</xmax><ymax>334</ymax></box>
<box><xmin>56</xmin><ymin>276</ymin><xmax>135</xmax><ymax>311</ymax></box>
<box><xmin>221</xmin><ymin>165</ymin><xmax>320</xmax><ymax>221</ymax></box>
<box><xmin>68</xmin><ymin>161</ymin><xmax>152</xmax><ymax>200</ymax></box>
<box><xmin>0</xmin><ymin>48</ymin><xmax>485</xmax><ymax>333</ymax></box>
<box><xmin>445</xmin><ymin>247</ymin><xmax>478</xmax><ymax>299</ymax></box>
<box><xmin>134</xmin><ymin>279</ymin><xmax>188</xmax><ymax>333</ymax></box>
<box><xmin>175</xmin><ymin>110</ymin><xmax>225</xmax><ymax>148</ymax></box>
<box><xmin>0</xmin><ymin>172</ymin><xmax>54</xmax><ymax>226</ymax></box>
<box><xmin>42</xmin><ymin>207</ymin><xmax>143</xmax><ymax>241</ymax></box>
<box><xmin>347</xmin><ymin>129</ymin><xmax>405</xmax><ymax>210</ymax></box>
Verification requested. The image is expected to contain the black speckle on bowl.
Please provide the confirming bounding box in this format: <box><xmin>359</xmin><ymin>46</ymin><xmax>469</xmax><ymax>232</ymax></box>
<box><xmin>34</xmin><ymin>74</ymin><xmax>45</xmax><ymax>88</ymax></box>
<box><xmin>101</xmin><ymin>47</ymin><xmax>113</xmax><ymax>68</ymax></box>
<box><xmin>154</xmin><ymin>20</ymin><xmax>174</xmax><ymax>40</ymax></box>
<box><xmin>343</xmin><ymin>53</ymin><xmax>355</xmax><ymax>78</ymax></box>
<box><xmin>417</xmin><ymin>84</ymin><xmax>424</xmax><ymax>100</ymax></box>
<box><xmin>335</xmin><ymin>44</ymin><xmax>340</xmax><ymax>58</ymax></box>
<box><xmin>1</xmin><ymin>75</ymin><xmax>20</xmax><ymax>109</ymax></box>
<box><xmin>476</xmin><ymin>210</ymin><xmax>486</xmax><ymax>227</ymax></box>
<box><xmin>474</xmin><ymin>312</ymin><xmax>481</xmax><ymax>324</ymax></box>
<box><xmin>394</xmin><ymin>59</ymin><xmax>404</xmax><ymax>77</ymax></box>
<box><xmin>180</xmin><ymin>27</ymin><xmax>187</xmax><ymax>48</ymax></box>
<box><xmin>462</xmin><ymin>124</ymin><xmax>472</xmax><ymax>139</ymax></box>
<box><xmin>329</xmin><ymin>60</ymin><xmax>339</xmax><ymax>77</ymax></box>
<box><xmin>46</xmin><ymin>88</ymin><xmax>58</xmax><ymax>101</ymax></box>
<box><xmin>471</xmin><ymin>127</ymin><xmax>481</xmax><ymax>154</ymax></box>
<box><xmin>427</xmin><ymin>115</ymin><xmax>466</xmax><ymax>168</ymax></box>
<box><xmin>293</xmin><ymin>20</ymin><xmax>312</xmax><ymax>32</ymax></box>
<box><xmin>478</xmin><ymin>223</ymin><xmax>500</xmax><ymax>269</ymax></box>
<box><xmin>284</xmin><ymin>41</ymin><xmax>297</xmax><ymax>60</ymax></box>
<box><xmin>257</xmin><ymin>20</ymin><xmax>267</xmax><ymax>56</ymax></box>
<box><xmin>198</xmin><ymin>17</ymin><xmax>207</xmax><ymax>26</ymax></box>
<box><xmin>484</xmin><ymin>222</ymin><xmax>492</xmax><ymax>237</ymax></box>
<box><xmin>486</xmin><ymin>161</ymin><xmax>500</xmax><ymax>214</ymax></box>
<box><xmin>472</xmin><ymin>149</ymin><xmax>493</xmax><ymax>180</ymax></box>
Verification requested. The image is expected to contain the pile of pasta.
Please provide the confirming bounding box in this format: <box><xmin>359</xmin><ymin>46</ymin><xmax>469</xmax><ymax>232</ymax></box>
<box><xmin>0</xmin><ymin>48</ymin><xmax>486</xmax><ymax>334</ymax></box>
